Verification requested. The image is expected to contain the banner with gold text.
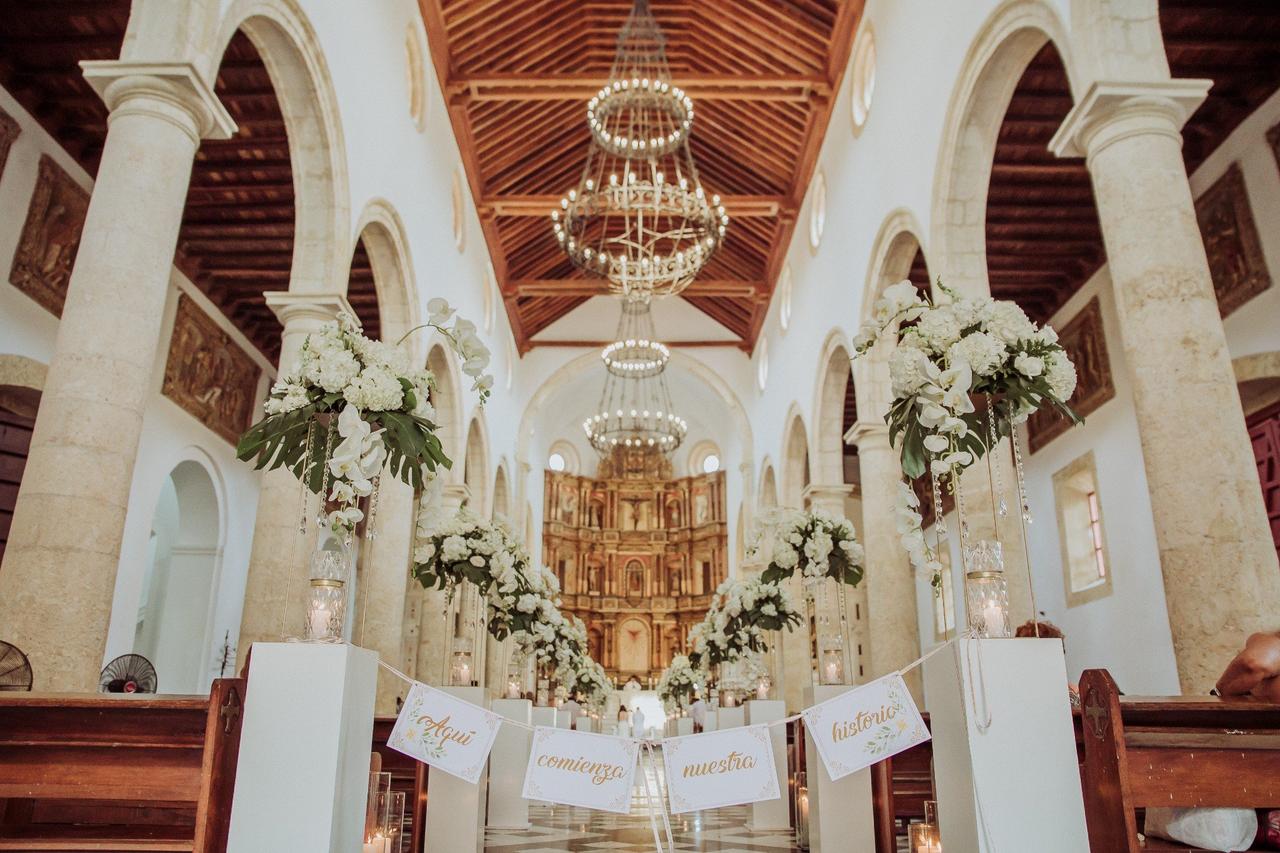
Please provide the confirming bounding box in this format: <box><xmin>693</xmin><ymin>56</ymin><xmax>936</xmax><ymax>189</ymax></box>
<box><xmin>662</xmin><ymin>724</ymin><xmax>780</xmax><ymax>813</ymax></box>
<box><xmin>521</xmin><ymin>726</ymin><xmax>640</xmax><ymax>814</ymax></box>
<box><xmin>387</xmin><ymin>682</ymin><xmax>503</xmax><ymax>783</ymax></box>
<box><xmin>801</xmin><ymin>673</ymin><xmax>930</xmax><ymax>781</ymax></box>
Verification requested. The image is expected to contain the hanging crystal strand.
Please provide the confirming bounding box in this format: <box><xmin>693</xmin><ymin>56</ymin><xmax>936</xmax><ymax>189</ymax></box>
<box><xmin>836</xmin><ymin>580</ymin><xmax>853</xmax><ymax>684</ymax></box>
<box><xmin>952</xmin><ymin>465</ymin><xmax>970</xmax><ymax>562</ymax></box>
<box><xmin>297</xmin><ymin>419</ymin><xmax>316</xmax><ymax>534</ymax></box>
<box><xmin>1011</xmin><ymin>422</ymin><xmax>1033</xmax><ymax>526</ymax></box>
<box><xmin>318</xmin><ymin>419</ymin><xmax>336</xmax><ymax>527</ymax></box>
<box><xmin>366</xmin><ymin>475</ymin><xmax>381</xmax><ymax>541</ymax></box>
<box><xmin>986</xmin><ymin>396</ymin><xmax>1007</xmax><ymax>519</ymax></box>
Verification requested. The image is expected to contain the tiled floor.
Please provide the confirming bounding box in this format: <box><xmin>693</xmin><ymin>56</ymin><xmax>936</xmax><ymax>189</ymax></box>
<box><xmin>484</xmin><ymin>756</ymin><xmax>803</xmax><ymax>852</ymax></box>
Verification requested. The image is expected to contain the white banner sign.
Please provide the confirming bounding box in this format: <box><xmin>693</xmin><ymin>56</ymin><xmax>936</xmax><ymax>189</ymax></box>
<box><xmin>801</xmin><ymin>672</ymin><xmax>930</xmax><ymax>781</ymax></box>
<box><xmin>662</xmin><ymin>724</ymin><xmax>780</xmax><ymax>814</ymax></box>
<box><xmin>522</xmin><ymin>726</ymin><xmax>640</xmax><ymax>814</ymax></box>
<box><xmin>387</xmin><ymin>682</ymin><xmax>503</xmax><ymax>784</ymax></box>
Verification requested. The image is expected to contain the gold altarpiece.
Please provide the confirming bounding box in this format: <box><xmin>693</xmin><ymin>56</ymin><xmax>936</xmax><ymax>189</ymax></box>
<box><xmin>543</xmin><ymin>450</ymin><xmax>727</xmax><ymax>684</ymax></box>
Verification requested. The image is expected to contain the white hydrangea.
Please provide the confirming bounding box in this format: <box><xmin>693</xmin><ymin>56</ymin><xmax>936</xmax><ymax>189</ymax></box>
<box><xmin>889</xmin><ymin>344</ymin><xmax>937</xmax><ymax>396</ymax></box>
<box><xmin>914</xmin><ymin>305</ymin><xmax>963</xmax><ymax>351</ymax></box>
<box><xmin>343</xmin><ymin>364</ymin><xmax>404</xmax><ymax>412</ymax></box>
<box><xmin>947</xmin><ymin>331</ymin><xmax>1007</xmax><ymax>377</ymax></box>
<box><xmin>979</xmin><ymin>300</ymin><xmax>1036</xmax><ymax>346</ymax></box>
<box><xmin>1045</xmin><ymin>352</ymin><xmax>1078</xmax><ymax>401</ymax></box>
<box><xmin>299</xmin><ymin>335</ymin><xmax>360</xmax><ymax>393</ymax></box>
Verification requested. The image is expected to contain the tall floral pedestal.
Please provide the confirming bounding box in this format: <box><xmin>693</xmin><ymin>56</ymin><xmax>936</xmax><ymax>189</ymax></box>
<box><xmin>745</xmin><ymin>700</ymin><xmax>790</xmax><ymax>832</ymax></box>
<box><xmin>487</xmin><ymin>698</ymin><xmax>532</xmax><ymax>830</ymax></box>
<box><xmin>227</xmin><ymin>643</ymin><xmax>377</xmax><ymax>852</ymax></box>
<box><xmin>718</xmin><ymin>706</ymin><xmax>745</xmax><ymax>728</ymax></box>
<box><xmin>922</xmin><ymin>638</ymin><xmax>1088</xmax><ymax>852</ymax></box>
<box><xmin>575</xmin><ymin>714</ymin><xmax>592</xmax><ymax>732</ymax></box>
<box><xmin>676</xmin><ymin>717</ymin><xmax>694</xmax><ymax>736</ymax></box>
<box><xmin>425</xmin><ymin>686</ymin><xmax>489</xmax><ymax>853</ymax></box>
<box><xmin>804</xmin><ymin>685</ymin><xmax>876</xmax><ymax>853</ymax></box>
<box><xmin>703</xmin><ymin>710</ymin><xmax>718</xmax><ymax>732</ymax></box>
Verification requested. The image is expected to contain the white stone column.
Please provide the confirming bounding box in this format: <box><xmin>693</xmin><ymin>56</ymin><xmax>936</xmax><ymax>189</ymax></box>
<box><xmin>236</xmin><ymin>293</ymin><xmax>355</xmax><ymax>664</ymax></box>
<box><xmin>847</xmin><ymin>422</ymin><xmax>923</xmax><ymax>701</ymax></box>
<box><xmin>0</xmin><ymin>63</ymin><xmax>233</xmax><ymax>691</ymax></box>
<box><xmin>1053</xmin><ymin>81</ymin><xmax>1280</xmax><ymax>692</ymax></box>
<box><xmin>414</xmin><ymin>484</ymin><xmax>470</xmax><ymax>684</ymax></box>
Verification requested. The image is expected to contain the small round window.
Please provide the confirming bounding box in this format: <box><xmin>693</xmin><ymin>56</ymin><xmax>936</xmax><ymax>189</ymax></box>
<box><xmin>548</xmin><ymin>452</ymin><xmax>566</xmax><ymax>472</ymax></box>
<box><xmin>451</xmin><ymin>170</ymin><xmax>466</xmax><ymax>252</ymax></box>
<box><xmin>702</xmin><ymin>453</ymin><xmax>721</xmax><ymax>474</ymax></box>
<box><xmin>778</xmin><ymin>265</ymin><xmax>793</xmax><ymax>332</ymax></box>
<box><xmin>756</xmin><ymin>337</ymin><xmax>769</xmax><ymax>392</ymax></box>
<box><xmin>808</xmin><ymin>170</ymin><xmax>826</xmax><ymax>252</ymax></box>
<box><xmin>405</xmin><ymin>23</ymin><xmax>429</xmax><ymax>132</ymax></box>
<box><xmin>850</xmin><ymin>28</ymin><xmax>876</xmax><ymax>131</ymax></box>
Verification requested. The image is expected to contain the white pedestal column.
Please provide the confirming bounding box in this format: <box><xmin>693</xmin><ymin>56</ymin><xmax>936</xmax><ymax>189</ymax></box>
<box><xmin>746</xmin><ymin>700</ymin><xmax>790</xmax><ymax>832</ymax></box>
<box><xmin>425</xmin><ymin>686</ymin><xmax>489</xmax><ymax>853</ymax></box>
<box><xmin>676</xmin><ymin>718</ymin><xmax>694</xmax><ymax>736</ymax></box>
<box><xmin>575</xmin><ymin>714</ymin><xmax>591</xmax><ymax>732</ymax></box>
<box><xmin>487</xmin><ymin>698</ymin><xmax>532</xmax><ymax>830</ymax></box>
<box><xmin>555</xmin><ymin>709</ymin><xmax>571</xmax><ymax>728</ymax></box>
<box><xmin>718</xmin><ymin>706</ymin><xmax>745</xmax><ymax>728</ymax></box>
<box><xmin>805</xmin><ymin>685</ymin><xmax>875</xmax><ymax>853</ymax></box>
<box><xmin>704</xmin><ymin>711</ymin><xmax>718</xmax><ymax>732</ymax></box>
<box><xmin>922</xmin><ymin>638</ymin><xmax>1088</xmax><ymax>852</ymax></box>
<box><xmin>227</xmin><ymin>643</ymin><xmax>377</xmax><ymax>853</ymax></box>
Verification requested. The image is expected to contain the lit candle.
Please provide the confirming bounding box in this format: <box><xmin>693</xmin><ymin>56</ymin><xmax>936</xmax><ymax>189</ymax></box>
<box><xmin>823</xmin><ymin>659</ymin><xmax>840</xmax><ymax>683</ymax></box>
<box><xmin>458</xmin><ymin>662</ymin><xmax>471</xmax><ymax>685</ymax></box>
<box><xmin>756</xmin><ymin>683</ymin><xmax>768</xmax><ymax>700</ymax></box>
<box><xmin>308</xmin><ymin>606</ymin><xmax>331</xmax><ymax>639</ymax></box>
<box><xmin>981</xmin><ymin>600</ymin><xmax>1005</xmax><ymax>636</ymax></box>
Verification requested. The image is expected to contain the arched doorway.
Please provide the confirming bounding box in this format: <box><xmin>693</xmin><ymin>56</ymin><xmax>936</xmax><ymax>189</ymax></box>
<box><xmin>134</xmin><ymin>460</ymin><xmax>221</xmax><ymax>694</ymax></box>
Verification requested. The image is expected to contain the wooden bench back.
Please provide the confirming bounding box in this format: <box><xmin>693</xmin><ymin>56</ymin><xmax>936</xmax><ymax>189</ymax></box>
<box><xmin>0</xmin><ymin>677</ymin><xmax>245</xmax><ymax>852</ymax></box>
<box><xmin>1079</xmin><ymin>668</ymin><xmax>1280</xmax><ymax>853</ymax></box>
<box><xmin>372</xmin><ymin>717</ymin><xmax>427</xmax><ymax>853</ymax></box>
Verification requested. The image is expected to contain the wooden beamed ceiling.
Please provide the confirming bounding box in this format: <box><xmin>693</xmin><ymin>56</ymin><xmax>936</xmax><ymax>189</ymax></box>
<box><xmin>0</xmin><ymin>4</ymin><xmax>381</xmax><ymax>362</ymax></box>
<box><xmin>420</xmin><ymin>0</ymin><xmax>862</xmax><ymax>351</ymax></box>
<box><xmin>989</xmin><ymin>2</ymin><xmax>1280</xmax><ymax>325</ymax></box>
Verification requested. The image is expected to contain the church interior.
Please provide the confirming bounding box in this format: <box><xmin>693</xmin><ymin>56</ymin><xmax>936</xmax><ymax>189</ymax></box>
<box><xmin>0</xmin><ymin>0</ymin><xmax>1279</xmax><ymax>851</ymax></box>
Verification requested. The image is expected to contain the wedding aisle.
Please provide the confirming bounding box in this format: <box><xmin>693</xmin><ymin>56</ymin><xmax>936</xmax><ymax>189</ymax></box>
<box><xmin>482</xmin><ymin>751</ymin><xmax>802</xmax><ymax>852</ymax></box>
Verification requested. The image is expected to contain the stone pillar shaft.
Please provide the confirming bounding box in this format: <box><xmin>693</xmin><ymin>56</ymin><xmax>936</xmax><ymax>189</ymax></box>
<box><xmin>849</xmin><ymin>423</ymin><xmax>923</xmax><ymax>701</ymax></box>
<box><xmin>0</xmin><ymin>66</ymin><xmax>231</xmax><ymax>690</ymax></box>
<box><xmin>1054</xmin><ymin>82</ymin><xmax>1280</xmax><ymax>692</ymax></box>
<box><xmin>236</xmin><ymin>293</ymin><xmax>355</xmax><ymax>665</ymax></box>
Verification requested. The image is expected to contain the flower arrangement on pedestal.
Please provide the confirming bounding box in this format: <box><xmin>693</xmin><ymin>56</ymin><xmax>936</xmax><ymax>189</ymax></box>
<box><xmin>687</xmin><ymin>577</ymin><xmax>801</xmax><ymax>669</ymax></box>
<box><xmin>523</xmin><ymin>613</ymin><xmax>587</xmax><ymax>686</ymax></box>
<box><xmin>568</xmin><ymin>658</ymin><xmax>613</xmax><ymax>711</ymax></box>
<box><xmin>657</xmin><ymin>654</ymin><xmax>701</xmax><ymax>709</ymax></box>
<box><xmin>853</xmin><ymin>280</ymin><xmax>1080</xmax><ymax>603</ymax></box>
<box><xmin>754</xmin><ymin>508</ymin><xmax>866</xmax><ymax>588</ymax></box>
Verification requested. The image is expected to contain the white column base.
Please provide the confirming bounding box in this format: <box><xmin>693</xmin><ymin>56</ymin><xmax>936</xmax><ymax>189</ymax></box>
<box><xmin>746</xmin><ymin>700</ymin><xmax>790</xmax><ymax>832</ymax></box>
<box><xmin>805</xmin><ymin>685</ymin><xmax>875</xmax><ymax>853</ymax></box>
<box><xmin>923</xmin><ymin>638</ymin><xmax>1088</xmax><ymax>852</ymax></box>
<box><xmin>227</xmin><ymin>643</ymin><xmax>377</xmax><ymax>853</ymax></box>
<box><xmin>718</xmin><ymin>706</ymin><xmax>745</xmax><ymax>728</ymax></box>
<box><xmin>425</xmin><ymin>686</ymin><xmax>489</xmax><ymax>853</ymax></box>
<box><xmin>487</xmin><ymin>698</ymin><xmax>532</xmax><ymax>831</ymax></box>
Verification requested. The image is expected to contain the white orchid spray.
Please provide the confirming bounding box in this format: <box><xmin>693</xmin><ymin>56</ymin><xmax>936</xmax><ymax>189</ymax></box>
<box><xmin>687</xmin><ymin>577</ymin><xmax>801</xmax><ymax>669</ymax></box>
<box><xmin>751</xmin><ymin>507</ymin><xmax>865</xmax><ymax>588</ymax></box>
<box><xmin>853</xmin><ymin>280</ymin><xmax>1080</xmax><ymax>587</ymax></box>
<box><xmin>657</xmin><ymin>654</ymin><xmax>701</xmax><ymax>709</ymax></box>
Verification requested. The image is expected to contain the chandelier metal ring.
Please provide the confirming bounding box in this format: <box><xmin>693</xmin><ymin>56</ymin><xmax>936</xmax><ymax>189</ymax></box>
<box><xmin>587</xmin><ymin>78</ymin><xmax>693</xmax><ymax>158</ymax></box>
<box><xmin>601</xmin><ymin>337</ymin><xmax>669</xmax><ymax>378</ymax></box>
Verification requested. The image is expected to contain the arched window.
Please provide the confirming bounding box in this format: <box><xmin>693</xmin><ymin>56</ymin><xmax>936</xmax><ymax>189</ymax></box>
<box><xmin>687</xmin><ymin>441</ymin><xmax>722</xmax><ymax>477</ymax></box>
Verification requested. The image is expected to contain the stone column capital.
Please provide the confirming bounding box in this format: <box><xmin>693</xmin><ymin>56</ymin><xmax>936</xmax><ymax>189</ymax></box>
<box><xmin>265</xmin><ymin>291</ymin><xmax>357</xmax><ymax>329</ymax></box>
<box><xmin>802</xmin><ymin>483</ymin><xmax>853</xmax><ymax>509</ymax></box>
<box><xmin>844</xmin><ymin>419</ymin><xmax>890</xmax><ymax>449</ymax></box>
<box><xmin>1050</xmin><ymin>79</ymin><xmax>1211</xmax><ymax>162</ymax></box>
<box><xmin>81</xmin><ymin>60</ymin><xmax>237</xmax><ymax>143</ymax></box>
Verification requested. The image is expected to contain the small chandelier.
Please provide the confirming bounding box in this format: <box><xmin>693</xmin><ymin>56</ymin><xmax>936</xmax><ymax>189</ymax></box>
<box><xmin>583</xmin><ymin>296</ymin><xmax>687</xmax><ymax>454</ymax></box>
<box><xmin>551</xmin><ymin>0</ymin><xmax>728</xmax><ymax>299</ymax></box>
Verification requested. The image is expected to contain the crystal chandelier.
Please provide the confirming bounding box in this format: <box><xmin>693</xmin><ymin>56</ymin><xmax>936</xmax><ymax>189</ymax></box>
<box><xmin>583</xmin><ymin>295</ymin><xmax>687</xmax><ymax>453</ymax></box>
<box><xmin>551</xmin><ymin>0</ymin><xmax>728</xmax><ymax>299</ymax></box>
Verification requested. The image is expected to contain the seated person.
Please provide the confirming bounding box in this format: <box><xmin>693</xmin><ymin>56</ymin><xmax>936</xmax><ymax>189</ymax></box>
<box><xmin>1215</xmin><ymin>631</ymin><xmax>1280</xmax><ymax>702</ymax></box>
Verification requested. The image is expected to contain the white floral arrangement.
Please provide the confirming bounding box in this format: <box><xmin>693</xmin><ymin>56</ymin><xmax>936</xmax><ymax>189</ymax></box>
<box><xmin>568</xmin><ymin>658</ymin><xmax>613</xmax><ymax>710</ymax></box>
<box><xmin>688</xmin><ymin>577</ymin><xmax>801</xmax><ymax>669</ymax></box>
<box><xmin>237</xmin><ymin>300</ymin><xmax>492</xmax><ymax>534</ymax></box>
<box><xmin>753</xmin><ymin>507</ymin><xmax>865</xmax><ymax>588</ymax></box>
<box><xmin>852</xmin><ymin>281</ymin><xmax>1080</xmax><ymax>585</ymax></box>
<box><xmin>519</xmin><ymin>613</ymin><xmax>588</xmax><ymax>685</ymax></box>
<box><xmin>657</xmin><ymin>654</ymin><xmax>701</xmax><ymax>709</ymax></box>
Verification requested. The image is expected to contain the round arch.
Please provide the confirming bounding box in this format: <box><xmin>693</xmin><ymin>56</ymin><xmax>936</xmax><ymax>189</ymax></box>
<box><xmin>426</xmin><ymin>343</ymin><xmax>466</xmax><ymax>483</ymax></box>
<box><xmin>210</xmin><ymin>0</ymin><xmax>350</xmax><ymax>295</ymax></box>
<box><xmin>930</xmin><ymin>0</ymin><xmax>1076</xmax><ymax>297</ymax></box>
<box><xmin>463</xmin><ymin>414</ymin><xmax>490</xmax><ymax>516</ymax></box>
<box><xmin>758</xmin><ymin>459</ymin><xmax>778</xmax><ymax>510</ymax></box>
<box><xmin>0</xmin><ymin>354</ymin><xmax>47</xmax><ymax>418</ymax></box>
<box><xmin>492</xmin><ymin>459</ymin><xmax>511</xmax><ymax>522</ymax></box>
<box><xmin>812</xmin><ymin>330</ymin><xmax>854</xmax><ymax>486</ymax></box>
<box><xmin>1234</xmin><ymin>351</ymin><xmax>1280</xmax><ymax>418</ymax></box>
<box><xmin>353</xmin><ymin>199</ymin><xmax>419</xmax><ymax>347</ymax></box>
<box><xmin>780</xmin><ymin>407</ymin><xmax>811</xmax><ymax>509</ymax></box>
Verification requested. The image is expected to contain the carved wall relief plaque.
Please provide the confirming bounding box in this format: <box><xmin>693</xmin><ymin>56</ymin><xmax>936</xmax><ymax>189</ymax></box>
<box><xmin>9</xmin><ymin>155</ymin><xmax>90</xmax><ymax>317</ymax></box>
<box><xmin>162</xmin><ymin>294</ymin><xmax>261</xmax><ymax>444</ymax></box>
<box><xmin>1195</xmin><ymin>162</ymin><xmax>1272</xmax><ymax>317</ymax></box>
<box><xmin>0</xmin><ymin>106</ymin><xmax>19</xmax><ymax>179</ymax></box>
<box><xmin>1028</xmin><ymin>296</ymin><xmax>1115</xmax><ymax>452</ymax></box>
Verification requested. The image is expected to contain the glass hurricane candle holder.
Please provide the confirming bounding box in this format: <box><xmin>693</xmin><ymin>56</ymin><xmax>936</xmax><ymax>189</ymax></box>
<box><xmin>908</xmin><ymin>800</ymin><xmax>941</xmax><ymax>852</ymax></box>
<box><xmin>303</xmin><ymin>528</ymin><xmax>351</xmax><ymax>642</ymax></box>
<box><xmin>755</xmin><ymin>674</ymin><xmax>771</xmax><ymax>700</ymax></box>
<box><xmin>796</xmin><ymin>774</ymin><xmax>811</xmax><ymax>849</ymax></box>
<box><xmin>535</xmin><ymin>677</ymin><xmax>550</xmax><ymax>707</ymax></box>
<box><xmin>450</xmin><ymin>637</ymin><xmax>474</xmax><ymax>686</ymax></box>
<box><xmin>964</xmin><ymin>540</ymin><xmax>1011</xmax><ymax>639</ymax></box>
<box><xmin>819</xmin><ymin>641</ymin><xmax>845</xmax><ymax>685</ymax></box>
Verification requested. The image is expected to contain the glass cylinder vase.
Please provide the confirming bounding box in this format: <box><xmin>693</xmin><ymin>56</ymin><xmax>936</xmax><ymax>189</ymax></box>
<box><xmin>964</xmin><ymin>540</ymin><xmax>1010</xmax><ymax>638</ymax></box>
<box><xmin>450</xmin><ymin>636</ymin><xmax>474</xmax><ymax>686</ymax></box>
<box><xmin>303</xmin><ymin>526</ymin><xmax>352</xmax><ymax>642</ymax></box>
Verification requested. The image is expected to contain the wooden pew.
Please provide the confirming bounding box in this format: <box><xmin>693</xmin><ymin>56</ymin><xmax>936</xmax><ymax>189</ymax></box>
<box><xmin>1079</xmin><ymin>668</ymin><xmax>1280</xmax><ymax>852</ymax></box>
<box><xmin>870</xmin><ymin>713</ymin><xmax>934</xmax><ymax>853</ymax></box>
<box><xmin>0</xmin><ymin>678</ymin><xmax>245</xmax><ymax>852</ymax></box>
<box><xmin>372</xmin><ymin>717</ymin><xmax>427</xmax><ymax>853</ymax></box>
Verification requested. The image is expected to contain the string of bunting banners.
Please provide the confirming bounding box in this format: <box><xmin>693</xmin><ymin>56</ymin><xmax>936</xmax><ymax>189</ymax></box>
<box><xmin>379</xmin><ymin>640</ymin><xmax>949</xmax><ymax>825</ymax></box>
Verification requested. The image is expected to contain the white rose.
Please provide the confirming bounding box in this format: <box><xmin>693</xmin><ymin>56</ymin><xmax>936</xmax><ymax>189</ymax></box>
<box><xmin>1014</xmin><ymin>353</ymin><xmax>1044</xmax><ymax>377</ymax></box>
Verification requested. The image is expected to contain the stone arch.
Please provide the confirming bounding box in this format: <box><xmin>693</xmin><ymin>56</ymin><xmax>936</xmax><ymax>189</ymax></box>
<box><xmin>463</xmin><ymin>414</ymin><xmax>490</xmax><ymax>516</ymax></box>
<box><xmin>492</xmin><ymin>459</ymin><xmax>511</xmax><ymax>522</ymax></box>
<box><xmin>930</xmin><ymin>0</ymin><xmax>1077</xmax><ymax>297</ymax></box>
<box><xmin>211</xmin><ymin>0</ymin><xmax>350</xmax><ymax>294</ymax></box>
<box><xmin>758</xmin><ymin>459</ymin><xmax>778</xmax><ymax>510</ymax></box>
<box><xmin>353</xmin><ymin>199</ymin><xmax>419</xmax><ymax>347</ymax></box>
<box><xmin>813</xmin><ymin>330</ymin><xmax>854</xmax><ymax>486</ymax></box>
<box><xmin>780</xmin><ymin>407</ymin><xmax>811</xmax><ymax>509</ymax></box>
<box><xmin>1234</xmin><ymin>352</ymin><xmax>1280</xmax><ymax>419</ymax></box>
<box><xmin>426</xmin><ymin>343</ymin><xmax>466</xmax><ymax>482</ymax></box>
<box><xmin>0</xmin><ymin>354</ymin><xmax>47</xmax><ymax>419</ymax></box>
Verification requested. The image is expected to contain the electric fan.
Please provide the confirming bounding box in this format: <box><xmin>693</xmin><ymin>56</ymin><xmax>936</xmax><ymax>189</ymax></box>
<box><xmin>0</xmin><ymin>641</ymin><xmax>33</xmax><ymax>691</ymax></box>
<box><xmin>99</xmin><ymin>654</ymin><xmax>158</xmax><ymax>694</ymax></box>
